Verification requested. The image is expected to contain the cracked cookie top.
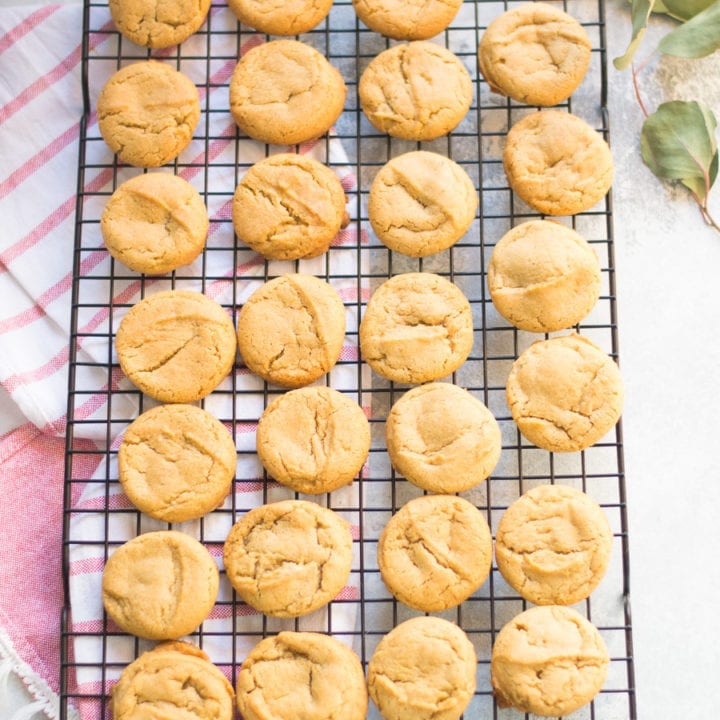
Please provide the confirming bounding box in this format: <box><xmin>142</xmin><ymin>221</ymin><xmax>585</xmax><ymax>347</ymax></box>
<box><xmin>506</xmin><ymin>334</ymin><xmax>623</xmax><ymax>452</ymax></box>
<box><xmin>118</xmin><ymin>404</ymin><xmax>236</xmax><ymax>523</ymax></box>
<box><xmin>495</xmin><ymin>484</ymin><xmax>613</xmax><ymax>606</ymax></box>
<box><xmin>236</xmin><ymin>632</ymin><xmax>367</xmax><ymax>720</ymax></box>
<box><xmin>228</xmin><ymin>0</ymin><xmax>333</xmax><ymax>35</ymax></box>
<box><xmin>359</xmin><ymin>42</ymin><xmax>472</xmax><ymax>141</ymax></box>
<box><xmin>223</xmin><ymin>500</ymin><xmax>353</xmax><ymax>618</ymax></box>
<box><xmin>478</xmin><ymin>2</ymin><xmax>591</xmax><ymax>106</ymax></box>
<box><xmin>115</xmin><ymin>289</ymin><xmax>237</xmax><ymax>403</ymax></box>
<box><xmin>97</xmin><ymin>60</ymin><xmax>200</xmax><ymax>168</ymax></box>
<box><xmin>369</xmin><ymin>151</ymin><xmax>478</xmax><ymax>258</ymax></box>
<box><xmin>102</xmin><ymin>532</ymin><xmax>219</xmax><ymax>640</ymax></box>
<box><xmin>353</xmin><ymin>0</ymin><xmax>463</xmax><ymax>40</ymax></box>
<box><xmin>232</xmin><ymin>153</ymin><xmax>348</xmax><ymax>261</ymax></box>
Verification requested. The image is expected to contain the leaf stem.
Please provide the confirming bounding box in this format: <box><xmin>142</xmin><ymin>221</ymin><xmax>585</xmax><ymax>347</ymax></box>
<box><xmin>631</xmin><ymin>62</ymin><xmax>650</xmax><ymax>118</ymax></box>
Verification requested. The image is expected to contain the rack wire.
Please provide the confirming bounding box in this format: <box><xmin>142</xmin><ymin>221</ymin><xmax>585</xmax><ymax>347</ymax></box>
<box><xmin>62</xmin><ymin>0</ymin><xmax>636</xmax><ymax>718</ymax></box>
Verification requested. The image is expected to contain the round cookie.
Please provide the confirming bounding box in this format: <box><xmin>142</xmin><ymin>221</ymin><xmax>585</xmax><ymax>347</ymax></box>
<box><xmin>359</xmin><ymin>42</ymin><xmax>472</xmax><ymax>141</ymax></box>
<box><xmin>97</xmin><ymin>61</ymin><xmax>200</xmax><ymax>168</ymax></box>
<box><xmin>377</xmin><ymin>495</ymin><xmax>492</xmax><ymax>612</ymax></box>
<box><xmin>353</xmin><ymin>0</ymin><xmax>463</xmax><ymax>40</ymax></box>
<box><xmin>102</xmin><ymin>531</ymin><xmax>219</xmax><ymax>640</ymax></box>
<box><xmin>506</xmin><ymin>334</ymin><xmax>624</xmax><ymax>452</ymax></box>
<box><xmin>236</xmin><ymin>274</ymin><xmax>346</xmax><ymax>388</ymax></box>
<box><xmin>237</xmin><ymin>632</ymin><xmax>367</xmax><ymax>720</ymax></box>
<box><xmin>101</xmin><ymin>173</ymin><xmax>209</xmax><ymax>275</ymax></box>
<box><xmin>229</xmin><ymin>40</ymin><xmax>346</xmax><ymax>146</ymax></box>
<box><xmin>118</xmin><ymin>404</ymin><xmax>236</xmax><ymax>522</ymax></box>
<box><xmin>257</xmin><ymin>386</ymin><xmax>370</xmax><ymax>494</ymax></box>
<box><xmin>228</xmin><ymin>0</ymin><xmax>332</xmax><ymax>35</ymax></box>
<box><xmin>223</xmin><ymin>500</ymin><xmax>353</xmax><ymax>618</ymax></box>
<box><xmin>232</xmin><ymin>153</ymin><xmax>347</xmax><ymax>261</ymax></box>
<box><xmin>369</xmin><ymin>151</ymin><xmax>477</xmax><ymax>257</ymax></box>
<box><xmin>488</xmin><ymin>220</ymin><xmax>601</xmax><ymax>332</ymax></box>
<box><xmin>115</xmin><ymin>290</ymin><xmax>237</xmax><ymax>403</ymax></box>
<box><xmin>111</xmin><ymin>641</ymin><xmax>235</xmax><ymax>720</ymax></box>
<box><xmin>478</xmin><ymin>2</ymin><xmax>591</xmax><ymax>106</ymax></box>
<box><xmin>109</xmin><ymin>0</ymin><xmax>211</xmax><ymax>49</ymax></box>
<box><xmin>503</xmin><ymin>110</ymin><xmax>614</xmax><ymax>215</ymax></box>
<box><xmin>359</xmin><ymin>272</ymin><xmax>474</xmax><ymax>384</ymax></box>
<box><xmin>368</xmin><ymin>616</ymin><xmax>476</xmax><ymax>720</ymax></box>
<box><xmin>495</xmin><ymin>484</ymin><xmax>613</xmax><ymax>605</ymax></box>
<box><xmin>491</xmin><ymin>605</ymin><xmax>609</xmax><ymax>716</ymax></box>
<box><xmin>385</xmin><ymin>383</ymin><xmax>500</xmax><ymax>493</ymax></box>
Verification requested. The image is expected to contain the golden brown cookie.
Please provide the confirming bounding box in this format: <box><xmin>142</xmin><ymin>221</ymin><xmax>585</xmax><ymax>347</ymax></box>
<box><xmin>118</xmin><ymin>404</ymin><xmax>236</xmax><ymax>522</ymax></box>
<box><xmin>359</xmin><ymin>42</ymin><xmax>472</xmax><ymax>141</ymax></box>
<box><xmin>491</xmin><ymin>605</ymin><xmax>609</xmax><ymax>716</ymax></box>
<box><xmin>236</xmin><ymin>632</ymin><xmax>367</xmax><ymax>720</ymax></box>
<box><xmin>506</xmin><ymin>334</ymin><xmax>624</xmax><ymax>452</ymax></box>
<box><xmin>101</xmin><ymin>173</ymin><xmax>209</xmax><ymax>275</ymax></box>
<box><xmin>369</xmin><ymin>151</ymin><xmax>477</xmax><ymax>257</ymax></box>
<box><xmin>368</xmin><ymin>616</ymin><xmax>476</xmax><ymax>720</ymax></box>
<box><xmin>236</xmin><ymin>274</ymin><xmax>346</xmax><ymax>388</ymax></box>
<box><xmin>97</xmin><ymin>61</ymin><xmax>200</xmax><ymax>168</ymax></box>
<box><xmin>227</xmin><ymin>0</ymin><xmax>333</xmax><ymax>35</ymax></box>
<box><xmin>478</xmin><ymin>2</ymin><xmax>591</xmax><ymax>106</ymax></box>
<box><xmin>109</xmin><ymin>0</ymin><xmax>211</xmax><ymax>49</ymax></box>
<box><xmin>256</xmin><ymin>386</ymin><xmax>370</xmax><ymax>495</ymax></box>
<box><xmin>102</xmin><ymin>531</ymin><xmax>219</xmax><ymax>640</ymax></box>
<box><xmin>232</xmin><ymin>153</ymin><xmax>348</xmax><ymax>261</ymax></box>
<box><xmin>229</xmin><ymin>40</ymin><xmax>346</xmax><ymax>146</ymax></box>
<box><xmin>495</xmin><ymin>484</ymin><xmax>613</xmax><ymax>605</ymax></box>
<box><xmin>359</xmin><ymin>272</ymin><xmax>474</xmax><ymax>384</ymax></box>
<box><xmin>116</xmin><ymin>290</ymin><xmax>237</xmax><ymax>403</ymax></box>
<box><xmin>223</xmin><ymin>500</ymin><xmax>353</xmax><ymax>618</ymax></box>
<box><xmin>385</xmin><ymin>382</ymin><xmax>500</xmax><ymax>493</ymax></box>
<box><xmin>353</xmin><ymin>0</ymin><xmax>463</xmax><ymax>40</ymax></box>
<box><xmin>377</xmin><ymin>495</ymin><xmax>492</xmax><ymax>612</ymax></box>
<box><xmin>503</xmin><ymin>110</ymin><xmax>614</xmax><ymax>215</ymax></box>
<box><xmin>111</xmin><ymin>641</ymin><xmax>235</xmax><ymax>720</ymax></box>
<box><xmin>488</xmin><ymin>220</ymin><xmax>602</xmax><ymax>332</ymax></box>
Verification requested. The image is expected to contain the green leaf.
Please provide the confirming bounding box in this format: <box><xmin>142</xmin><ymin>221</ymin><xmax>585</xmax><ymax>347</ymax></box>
<box><xmin>656</xmin><ymin>0</ymin><xmax>714</xmax><ymax>20</ymax></box>
<box><xmin>614</xmin><ymin>0</ymin><xmax>656</xmax><ymax>70</ymax></box>
<box><xmin>659</xmin><ymin>0</ymin><xmax>720</xmax><ymax>56</ymax></box>
<box><xmin>640</xmin><ymin>100</ymin><xmax>719</xmax><ymax>201</ymax></box>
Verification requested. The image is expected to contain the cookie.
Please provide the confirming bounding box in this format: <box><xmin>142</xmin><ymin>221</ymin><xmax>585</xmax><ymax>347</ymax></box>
<box><xmin>359</xmin><ymin>42</ymin><xmax>472</xmax><ymax>141</ymax></box>
<box><xmin>236</xmin><ymin>632</ymin><xmax>367</xmax><ymax>720</ymax></box>
<box><xmin>506</xmin><ymin>334</ymin><xmax>624</xmax><ymax>452</ymax></box>
<box><xmin>118</xmin><ymin>404</ymin><xmax>236</xmax><ymax>523</ymax></box>
<box><xmin>491</xmin><ymin>605</ymin><xmax>609</xmax><ymax>716</ymax></box>
<box><xmin>232</xmin><ymin>153</ymin><xmax>348</xmax><ymax>261</ymax></box>
<box><xmin>229</xmin><ymin>40</ymin><xmax>346</xmax><ymax>146</ymax></box>
<box><xmin>488</xmin><ymin>220</ymin><xmax>602</xmax><ymax>332</ymax></box>
<box><xmin>353</xmin><ymin>0</ymin><xmax>463</xmax><ymax>40</ymax></box>
<box><xmin>97</xmin><ymin>60</ymin><xmax>200</xmax><ymax>168</ymax></box>
<box><xmin>227</xmin><ymin>0</ymin><xmax>332</xmax><ymax>35</ymax></box>
<box><xmin>111</xmin><ymin>641</ymin><xmax>235</xmax><ymax>720</ymax></box>
<box><xmin>478</xmin><ymin>2</ymin><xmax>591</xmax><ymax>106</ymax></box>
<box><xmin>223</xmin><ymin>500</ymin><xmax>353</xmax><ymax>618</ymax></box>
<box><xmin>503</xmin><ymin>110</ymin><xmax>614</xmax><ymax>215</ymax></box>
<box><xmin>359</xmin><ymin>272</ymin><xmax>473</xmax><ymax>384</ymax></box>
<box><xmin>368</xmin><ymin>151</ymin><xmax>477</xmax><ymax>257</ymax></box>
<box><xmin>368</xmin><ymin>616</ymin><xmax>476</xmax><ymax>720</ymax></box>
<box><xmin>236</xmin><ymin>274</ymin><xmax>346</xmax><ymax>388</ymax></box>
<box><xmin>102</xmin><ymin>531</ymin><xmax>219</xmax><ymax>640</ymax></box>
<box><xmin>385</xmin><ymin>382</ymin><xmax>500</xmax><ymax>493</ymax></box>
<box><xmin>109</xmin><ymin>0</ymin><xmax>211</xmax><ymax>49</ymax></box>
<box><xmin>495</xmin><ymin>484</ymin><xmax>613</xmax><ymax>605</ymax></box>
<box><xmin>116</xmin><ymin>290</ymin><xmax>237</xmax><ymax>403</ymax></box>
<box><xmin>377</xmin><ymin>495</ymin><xmax>492</xmax><ymax>612</ymax></box>
<box><xmin>256</xmin><ymin>386</ymin><xmax>370</xmax><ymax>494</ymax></box>
<box><xmin>101</xmin><ymin>173</ymin><xmax>208</xmax><ymax>275</ymax></box>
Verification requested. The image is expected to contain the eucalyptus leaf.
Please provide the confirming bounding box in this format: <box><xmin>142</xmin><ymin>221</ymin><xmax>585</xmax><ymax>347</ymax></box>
<box><xmin>659</xmin><ymin>0</ymin><xmax>720</xmax><ymax>57</ymax></box>
<box><xmin>614</xmin><ymin>0</ymin><xmax>655</xmax><ymax>70</ymax></box>
<box><xmin>657</xmin><ymin>0</ymin><xmax>714</xmax><ymax>20</ymax></box>
<box><xmin>640</xmin><ymin>101</ymin><xmax>719</xmax><ymax>201</ymax></box>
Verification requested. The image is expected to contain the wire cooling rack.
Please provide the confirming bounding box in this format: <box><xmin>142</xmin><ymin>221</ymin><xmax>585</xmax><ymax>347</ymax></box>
<box><xmin>62</xmin><ymin>0</ymin><xmax>636</xmax><ymax>718</ymax></box>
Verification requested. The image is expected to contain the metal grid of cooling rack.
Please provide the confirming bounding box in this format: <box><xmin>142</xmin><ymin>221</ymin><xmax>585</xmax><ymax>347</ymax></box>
<box><xmin>62</xmin><ymin>0</ymin><xmax>636</xmax><ymax>718</ymax></box>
